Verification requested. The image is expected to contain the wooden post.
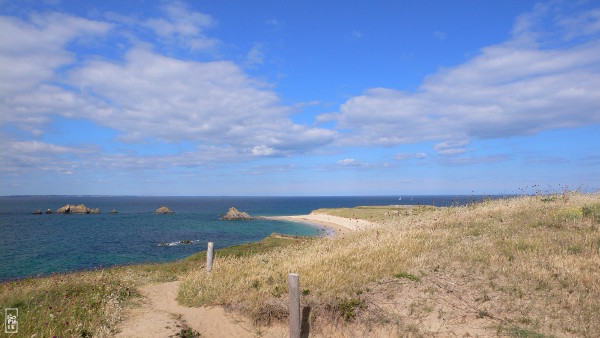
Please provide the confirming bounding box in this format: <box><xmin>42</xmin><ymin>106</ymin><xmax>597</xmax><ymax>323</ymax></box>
<box><xmin>288</xmin><ymin>272</ymin><xmax>300</xmax><ymax>338</ymax></box>
<box><xmin>207</xmin><ymin>242</ymin><xmax>214</xmax><ymax>275</ymax></box>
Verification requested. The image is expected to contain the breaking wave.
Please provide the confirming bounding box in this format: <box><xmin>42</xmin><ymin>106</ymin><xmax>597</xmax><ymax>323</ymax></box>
<box><xmin>158</xmin><ymin>239</ymin><xmax>201</xmax><ymax>247</ymax></box>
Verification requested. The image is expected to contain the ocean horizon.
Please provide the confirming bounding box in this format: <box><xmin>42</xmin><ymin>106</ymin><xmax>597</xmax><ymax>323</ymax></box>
<box><xmin>0</xmin><ymin>195</ymin><xmax>500</xmax><ymax>280</ymax></box>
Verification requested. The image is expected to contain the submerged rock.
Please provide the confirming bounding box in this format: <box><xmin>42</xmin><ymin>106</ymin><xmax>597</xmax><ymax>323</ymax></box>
<box><xmin>89</xmin><ymin>208</ymin><xmax>101</xmax><ymax>214</ymax></box>
<box><xmin>110</xmin><ymin>209</ymin><xmax>118</xmax><ymax>214</ymax></box>
<box><xmin>155</xmin><ymin>206</ymin><xmax>174</xmax><ymax>214</ymax></box>
<box><xmin>221</xmin><ymin>207</ymin><xmax>252</xmax><ymax>220</ymax></box>
<box><xmin>33</xmin><ymin>210</ymin><xmax>43</xmax><ymax>215</ymax></box>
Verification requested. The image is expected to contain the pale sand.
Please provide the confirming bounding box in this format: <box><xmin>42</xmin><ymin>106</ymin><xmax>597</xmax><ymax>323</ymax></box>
<box><xmin>266</xmin><ymin>213</ymin><xmax>378</xmax><ymax>235</ymax></box>
<box><xmin>115</xmin><ymin>281</ymin><xmax>287</xmax><ymax>337</ymax></box>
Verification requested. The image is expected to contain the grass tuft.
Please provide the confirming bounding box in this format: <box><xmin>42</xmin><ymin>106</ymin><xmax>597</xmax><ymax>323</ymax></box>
<box><xmin>393</xmin><ymin>271</ymin><xmax>420</xmax><ymax>282</ymax></box>
<box><xmin>337</xmin><ymin>297</ymin><xmax>366</xmax><ymax>321</ymax></box>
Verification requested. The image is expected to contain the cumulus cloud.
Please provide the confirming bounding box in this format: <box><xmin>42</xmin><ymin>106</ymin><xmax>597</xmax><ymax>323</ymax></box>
<box><xmin>0</xmin><ymin>10</ymin><xmax>335</xmax><ymax>161</ymax></box>
<box><xmin>68</xmin><ymin>48</ymin><xmax>334</xmax><ymax>153</ymax></box>
<box><xmin>0</xmin><ymin>13</ymin><xmax>111</xmax><ymax>126</ymax></box>
<box><xmin>326</xmin><ymin>3</ymin><xmax>600</xmax><ymax>156</ymax></box>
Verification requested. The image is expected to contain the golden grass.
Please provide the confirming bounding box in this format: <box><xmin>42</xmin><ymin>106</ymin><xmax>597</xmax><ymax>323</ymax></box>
<box><xmin>179</xmin><ymin>193</ymin><xmax>600</xmax><ymax>336</ymax></box>
<box><xmin>313</xmin><ymin>204</ymin><xmax>436</xmax><ymax>222</ymax></box>
<box><xmin>3</xmin><ymin>195</ymin><xmax>599</xmax><ymax>336</ymax></box>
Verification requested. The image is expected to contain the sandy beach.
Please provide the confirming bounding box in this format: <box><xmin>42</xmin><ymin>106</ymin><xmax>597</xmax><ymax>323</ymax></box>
<box><xmin>265</xmin><ymin>212</ymin><xmax>378</xmax><ymax>235</ymax></box>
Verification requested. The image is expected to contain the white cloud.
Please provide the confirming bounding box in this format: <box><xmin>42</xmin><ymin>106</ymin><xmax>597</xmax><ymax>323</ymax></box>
<box><xmin>0</xmin><ymin>13</ymin><xmax>111</xmax><ymax>104</ymax></box>
<box><xmin>338</xmin><ymin>158</ymin><xmax>359</xmax><ymax>166</ymax></box>
<box><xmin>395</xmin><ymin>152</ymin><xmax>426</xmax><ymax>160</ymax></box>
<box><xmin>143</xmin><ymin>1</ymin><xmax>218</xmax><ymax>51</ymax></box>
<box><xmin>67</xmin><ymin>48</ymin><xmax>335</xmax><ymax>154</ymax></box>
<box><xmin>434</xmin><ymin>140</ymin><xmax>470</xmax><ymax>157</ymax></box>
<box><xmin>558</xmin><ymin>8</ymin><xmax>600</xmax><ymax>39</ymax></box>
<box><xmin>0</xmin><ymin>11</ymin><xmax>335</xmax><ymax>160</ymax></box>
<box><xmin>325</xmin><ymin>3</ymin><xmax>600</xmax><ymax>155</ymax></box>
<box><xmin>251</xmin><ymin>145</ymin><xmax>276</xmax><ymax>156</ymax></box>
<box><xmin>438</xmin><ymin>154</ymin><xmax>509</xmax><ymax>166</ymax></box>
<box><xmin>0</xmin><ymin>140</ymin><xmax>90</xmax><ymax>174</ymax></box>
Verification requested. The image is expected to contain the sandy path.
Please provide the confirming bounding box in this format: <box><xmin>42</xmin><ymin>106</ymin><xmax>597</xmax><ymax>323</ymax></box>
<box><xmin>115</xmin><ymin>214</ymin><xmax>374</xmax><ymax>337</ymax></box>
<box><xmin>115</xmin><ymin>281</ymin><xmax>287</xmax><ymax>338</ymax></box>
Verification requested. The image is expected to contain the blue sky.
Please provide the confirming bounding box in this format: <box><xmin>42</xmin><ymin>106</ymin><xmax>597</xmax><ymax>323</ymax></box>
<box><xmin>1</xmin><ymin>0</ymin><xmax>599</xmax><ymax>196</ymax></box>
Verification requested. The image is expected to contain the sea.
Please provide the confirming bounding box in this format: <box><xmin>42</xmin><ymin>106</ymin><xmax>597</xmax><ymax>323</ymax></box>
<box><xmin>0</xmin><ymin>195</ymin><xmax>492</xmax><ymax>280</ymax></box>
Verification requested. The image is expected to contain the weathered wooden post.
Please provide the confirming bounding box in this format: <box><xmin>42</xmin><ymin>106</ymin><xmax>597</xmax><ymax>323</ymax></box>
<box><xmin>207</xmin><ymin>242</ymin><xmax>214</xmax><ymax>275</ymax></box>
<box><xmin>288</xmin><ymin>272</ymin><xmax>300</xmax><ymax>338</ymax></box>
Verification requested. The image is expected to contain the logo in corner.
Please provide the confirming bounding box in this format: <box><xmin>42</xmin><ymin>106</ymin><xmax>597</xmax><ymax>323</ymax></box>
<box><xmin>5</xmin><ymin>308</ymin><xmax>18</xmax><ymax>334</ymax></box>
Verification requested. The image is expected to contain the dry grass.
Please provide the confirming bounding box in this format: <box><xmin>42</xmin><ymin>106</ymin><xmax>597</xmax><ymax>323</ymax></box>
<box><xmin>0</xmin><ymin>233</ymin><xmax>303</xmax><ymax>337</ymax></box>
<box><xmin>179</xmin><ymin>193</ymin><xmax>600</xmax><ymax>336</ymax></box>
<box><xmin>313</xmin><ymin>204</ymin><xmax>436</xmax><ymax>222</ymax></box>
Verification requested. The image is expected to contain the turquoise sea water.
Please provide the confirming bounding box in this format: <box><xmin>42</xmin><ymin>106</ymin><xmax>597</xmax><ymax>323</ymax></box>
<box><xmin>0</xmin><ymin>195</ymin><xmax>492</xmax><ymax>280</ymax></box>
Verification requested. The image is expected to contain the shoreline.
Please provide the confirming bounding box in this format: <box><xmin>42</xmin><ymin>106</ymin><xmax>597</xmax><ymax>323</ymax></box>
<box><xmin>1</xmin><ymin>213</ymin><xmax>354</xmax><ymax>282</ymax></box>
<box><xmin>265</xmin><ymin>213</ymin><xmax>378</xmax><ymax>236</ymax></box>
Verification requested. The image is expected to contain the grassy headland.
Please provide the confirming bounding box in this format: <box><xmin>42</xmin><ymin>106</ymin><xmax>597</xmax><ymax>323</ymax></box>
<box><xmin>179</xmin><ymin>193</ymin><xmax>600</xmax><ymax>336</ymax></box>
<box><xmin>2</xmin><ymin>193</ymin><xmax>600</xmax><ymax>337</ymax></box>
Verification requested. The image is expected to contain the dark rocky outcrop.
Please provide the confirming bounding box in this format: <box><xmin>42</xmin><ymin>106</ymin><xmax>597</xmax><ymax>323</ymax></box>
<box><xmin>33</xmin><ymin>210</ymin><xmax>43</xmax><ymax>215</ymax></box>
<box><xmin>221</xmin><ymin>207</ymin><xmax>252</xmax><ymax>220</ymax></box>
<box><xmin>155</xmin><ymin>206</ymin><xmax>174</xmax><ymax>214</ymax></box>
<box><xmin>45</xmin><ymin>209</ymin><xmax>53</xmax><ymax>214</ymax></box>
<box><xmin>110</xmin><ymin>209</ymin><xmax>118</xmax><ymax>214</ymax></box>
<box><xmin>56</xmin><ymin>204</ymin><xmax>99</xmax><ymax>214</ymax></box>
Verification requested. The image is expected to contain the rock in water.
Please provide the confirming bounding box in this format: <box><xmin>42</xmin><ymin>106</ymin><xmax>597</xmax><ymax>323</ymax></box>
<box><xmin>221</xmin><ymin>207</ymin><xmax>252</xmax><ymax>220</ymax></box>
<box><xmin>33</xmin><ymin>210</ymin><xmax>43</xmax><ymax>215</ymax></box>
<box><xmin>56</xmin><ymin>204</ymin><xmax>95</xmax><ymax>214</ymax></box>
<box><xmin>45</xmin><ymin>209</ymin><xmax>53</xmax><ymax>214</ymax></box>
<box><xmin>110</xmin><ymin>209</ymin><xmax>118</xmax><ymax>214</ymax></box>
<box><xmin>56</xmin><ymin>204</ymin><xmax>75</xmax><ymax>214</ymax></box>
<box><xmin>155</xmin><ymin>206</ymin><xmax>174</xmax><ymax>214</ymax></box>
<box><xmin>71</xmin><ymin>204</ymin><xmax>91</xmax><ymax>214</ymax></box>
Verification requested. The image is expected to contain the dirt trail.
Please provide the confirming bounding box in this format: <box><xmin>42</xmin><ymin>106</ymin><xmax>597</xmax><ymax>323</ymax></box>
<box><xmin>115</xmin><ymin>281</ymin><xmax>286</xmax><ymax>337</ymax></box>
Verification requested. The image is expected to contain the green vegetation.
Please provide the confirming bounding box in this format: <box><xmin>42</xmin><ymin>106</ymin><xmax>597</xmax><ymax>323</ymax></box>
<box><xmin>582</xmin><ymin>203</ymin><xmax>600</xmax><ymax>222</ymax></box>
<box><xmin>337</xmin><ymin>297</ymin><xmax>366</xmax><ymax>321</ymax></box>
<box><xmin>0</xmin><ymin>233</ymin><xmax>306</xmax><ymax>337</ymax></box>
<box><xmin>176</xmin><ymin>327</ymin><xmax>202</xmax><ymax>337</ymax></box>
<box><xmin>394</xmin><ymin>271</ymin><xmax>420</xmax><ymax>282</ymax></box>
<box><xmin>499</xmin><ymin>325</ymin><xmax>550</xmax><ymax>338</ymax></box>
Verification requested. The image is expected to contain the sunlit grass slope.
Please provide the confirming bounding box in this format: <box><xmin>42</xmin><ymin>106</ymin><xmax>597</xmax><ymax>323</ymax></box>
<box><xmin>180</xmin><ymin>193</ymin><xmax>600</xmax><ymax>336</ymax></box>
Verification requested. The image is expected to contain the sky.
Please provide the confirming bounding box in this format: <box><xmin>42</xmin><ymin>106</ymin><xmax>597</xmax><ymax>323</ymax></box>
<box><xmin>1</xmin><ymin>0</ymin><xmax>599</xmax><ymax>196</ymax></box>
